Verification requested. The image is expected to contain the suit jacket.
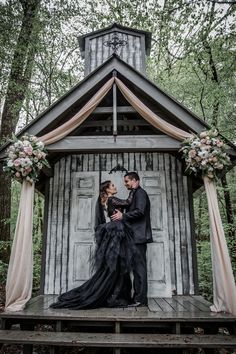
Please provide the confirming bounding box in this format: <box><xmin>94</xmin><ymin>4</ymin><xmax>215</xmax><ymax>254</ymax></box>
<box><xmin>122</xmin><ymin>186</ymin><xmax>153</xmax><ymax>244</ymax></box>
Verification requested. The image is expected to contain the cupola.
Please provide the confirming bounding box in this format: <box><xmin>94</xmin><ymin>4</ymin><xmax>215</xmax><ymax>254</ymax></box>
<box><xmin>78</xmin><ymin>23</ymin><xmax>152</xmax><ymax>76</ymax></box>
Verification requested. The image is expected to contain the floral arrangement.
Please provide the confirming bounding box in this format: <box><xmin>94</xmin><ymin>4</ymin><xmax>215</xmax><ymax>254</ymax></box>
<box><xmin>3</xmin><ymin>134</ymin><xmax>49</xmax><ymax>183</ymax></box>
<box><xmin>180</xmin><ymin>129</ymin><xmax>231</xmax><ymax>179</ymax></box>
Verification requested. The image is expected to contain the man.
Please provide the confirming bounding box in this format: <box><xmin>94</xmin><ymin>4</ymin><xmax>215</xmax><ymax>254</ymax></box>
<box><xmin>111</xmin><ymin>172</ymin><xmax>153</xmax><ymax>306</ymax></box>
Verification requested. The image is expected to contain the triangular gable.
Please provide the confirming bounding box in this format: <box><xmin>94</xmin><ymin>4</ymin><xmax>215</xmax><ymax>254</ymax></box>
<box><xmin>1</xmin><ymin>53</ymin><xmax>235</xmax><ymax>158</ymax></box>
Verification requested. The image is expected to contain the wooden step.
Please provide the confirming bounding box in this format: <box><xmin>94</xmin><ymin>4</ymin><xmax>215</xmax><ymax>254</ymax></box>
<box><xmin>0</xmin><ymin>330</ymin><xmax>236</xmax><ymax>348</ymax></box>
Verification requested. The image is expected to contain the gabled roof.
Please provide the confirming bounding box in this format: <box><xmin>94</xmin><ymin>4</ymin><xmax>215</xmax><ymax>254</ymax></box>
<box><xmin>0</xmin><ymin>53</ymin><xmax>235</xmax><ymax>159</ymax></box>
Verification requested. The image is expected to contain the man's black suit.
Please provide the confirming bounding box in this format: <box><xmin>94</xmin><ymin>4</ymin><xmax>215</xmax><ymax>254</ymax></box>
<box><xmin>122</xmin><ymin>186</ymin><xmax>153</xmax><ymax>304</ymax></box>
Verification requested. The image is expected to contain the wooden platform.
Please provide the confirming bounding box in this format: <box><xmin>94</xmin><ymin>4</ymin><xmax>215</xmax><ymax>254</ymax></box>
<box><xmin>1</xmin><ymin>295</ymin><xmax>236</xmax><ymax>352</ymax></box>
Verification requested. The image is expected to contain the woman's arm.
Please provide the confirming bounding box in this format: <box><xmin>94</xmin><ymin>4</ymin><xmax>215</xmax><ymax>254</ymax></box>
<box><xmin>110</xmin><ymin>189</ymin><xmax>135</xmax><ymax>208</ymax></box>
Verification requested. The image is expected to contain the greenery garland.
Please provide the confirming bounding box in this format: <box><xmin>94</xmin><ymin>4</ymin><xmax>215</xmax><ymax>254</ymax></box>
<box><xmin>180</xmin><ymin>129</ymin><xmax>231</xmax><ymax>180</ymax></box>
<box><xmin>3</xmin><ymin>134</ymin><xmax>50</xmax><ymax>183</ymax></box>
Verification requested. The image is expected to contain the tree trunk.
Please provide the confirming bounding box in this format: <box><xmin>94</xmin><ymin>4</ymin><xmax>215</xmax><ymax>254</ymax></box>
<box><xmin>0</xmin><ymin>0</ymin><xmax>41</xmax><ymax>254</ymax></box>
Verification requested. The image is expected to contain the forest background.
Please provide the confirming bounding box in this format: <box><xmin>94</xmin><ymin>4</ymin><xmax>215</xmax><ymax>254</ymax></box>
<box><xmin>0</xmin><ymin>0</ymin><xmax>235</xmax><ymax>304</ymax></box>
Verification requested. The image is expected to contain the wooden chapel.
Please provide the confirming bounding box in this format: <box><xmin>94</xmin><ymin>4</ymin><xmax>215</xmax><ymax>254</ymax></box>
<box><xmin>1</xmin><ymin>23</ymin><xmax>231</xmax><ymax>300</ymax></box>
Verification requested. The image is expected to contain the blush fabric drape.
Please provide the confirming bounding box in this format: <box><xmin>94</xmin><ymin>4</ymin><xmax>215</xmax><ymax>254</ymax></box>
<box><xmin>5</xmin><ymin>180</ymin><xmax>34</xmax><ymax>311</ymax></box>
<box><xmin>5</xmin><ymin>75</ymin><xmax>236</xmax><ymax>315</ymax></box>
<box><xmin>204</xmin><ymin>177</ymin><xmax>236</xmax><ymax>315</ymax></box>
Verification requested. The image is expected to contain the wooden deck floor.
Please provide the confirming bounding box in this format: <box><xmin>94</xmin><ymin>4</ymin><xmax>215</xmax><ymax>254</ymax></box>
<box><xmin>1</xmin><ymin>296</ymin><xmax>236</xmax><ymax>352</ymax></box>
<box><xmin>1</xmin><ymin>295</ymin><xmax>235</xmax><ymax>324</ymax></box>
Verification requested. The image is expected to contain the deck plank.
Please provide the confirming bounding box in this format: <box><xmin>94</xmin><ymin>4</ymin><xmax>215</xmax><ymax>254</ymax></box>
<box><xmin>0</xmin><ymin>330</ymin><xmax>236</xmax><ymax>348</ymax></box>
<box><xmin>174</xmin><ymin>296</ymin><xmax>201</xmax><ymax>312</ymax></box>
<box><xmin>163</xmin><ymin>297</ymin><xmax>187</xmax><ymax>312</ymax></box>
<box><xmin>148</xmin><ymin>298</ymin><xmax>163</xmax><ymax>312</ymax></box>
<box><xmin>183</xmin><ymin>296</ymin><xmax>210</xmax><ymax>312</ymax></box>
<box><xmin>154</xmin><ymin>298</ymin><xmax>176</xmax><ymax>312</ymax></box>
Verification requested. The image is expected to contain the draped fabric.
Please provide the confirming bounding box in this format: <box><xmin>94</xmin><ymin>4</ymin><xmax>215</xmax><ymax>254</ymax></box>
<box><xmin>204</xmin><ymin>177</ymin><xmax>236</xmax><ymax>315</ymax></box>
<box><xmin>5</xmin><ymin>75</ymin><xmax>236</xmax><ymax>315</ymax></box>
<box><xmin>114</xmin><ymin>77</ymin><xmax>193</xmax><ymax>141</ymax></box>
<box><xmin>39</xmin><ymin>77</ymin><xmax>115</xmax><ymax>145</ymax></box>
<box><xmin>5</xmin><ymin>180</ymin><xmax>34</xmax><ymax>311</ymax></box>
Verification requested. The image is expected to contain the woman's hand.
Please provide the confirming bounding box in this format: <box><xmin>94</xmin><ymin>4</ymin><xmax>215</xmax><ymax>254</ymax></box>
<box><xmin>111</xmin><ymin>209</ymin><xmax>123</xmax><ymax>221</ymax></box>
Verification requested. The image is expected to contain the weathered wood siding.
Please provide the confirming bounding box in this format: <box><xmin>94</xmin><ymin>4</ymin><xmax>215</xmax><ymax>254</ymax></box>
<box><xmin>43</xmin><ymin>153</ymin><xmax>196</xmax><ymax>295</ymax></box>
<box><xmin>85</xmin><ymin>31</ymin><xmax>145</xmax><ymax>75</ymax></box>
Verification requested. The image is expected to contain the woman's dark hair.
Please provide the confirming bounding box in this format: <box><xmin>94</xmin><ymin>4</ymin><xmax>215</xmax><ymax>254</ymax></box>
<box><xmin>124</xmin><ymin>171</ymin><xmax>140</xmax><ymax>181</ymax></box>
<box><xmin>99</xmin><ymin>180</ymin><xmax>111</xmax><ymax>204</ymax></box>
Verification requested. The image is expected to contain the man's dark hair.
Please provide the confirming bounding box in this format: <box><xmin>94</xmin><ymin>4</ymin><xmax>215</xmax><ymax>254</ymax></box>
<box><xmin>124</xmin><ymin>171</ymin><xmax>140</xmax><ymax>181</ymax></box>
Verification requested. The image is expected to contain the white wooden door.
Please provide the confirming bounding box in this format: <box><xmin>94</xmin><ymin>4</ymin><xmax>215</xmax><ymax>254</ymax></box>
<box><xmin>101</xmin><ymin>171</ymin><xmax>172</xmax><ymax>298</ymax></box>
<box><xmin>68</xmin><ymin>172</ymin><xmax>99</xmax><ymax>290</ymax></box>
<box><xmin>139</xmin><ymin>172</ymin><xmax>172</xmax><ymax>297</ymax></box>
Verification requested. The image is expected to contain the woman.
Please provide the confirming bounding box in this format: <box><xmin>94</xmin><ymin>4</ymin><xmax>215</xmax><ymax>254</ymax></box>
<box><xmin>50</xmin><ymin>180</ymin><xmax>136</xmax><ymax>309</ymax></box>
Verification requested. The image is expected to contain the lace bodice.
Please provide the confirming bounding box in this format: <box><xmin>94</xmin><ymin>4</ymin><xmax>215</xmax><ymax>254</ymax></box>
<box><xmin>106</xmin><ymin>189</ymin><xmax>135</xmax><ymax>218</ymax></box>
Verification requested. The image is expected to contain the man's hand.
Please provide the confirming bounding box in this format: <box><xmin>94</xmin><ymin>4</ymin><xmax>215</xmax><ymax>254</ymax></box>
<box><xmin>111</xmin><ymin>209</ymin><xmax>123</xmax><ymax>221</ymax></box>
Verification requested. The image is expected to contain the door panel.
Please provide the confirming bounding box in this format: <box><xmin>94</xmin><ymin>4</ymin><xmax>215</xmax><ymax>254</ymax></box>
<box><xmin>68</xmin><ymin>172</ymin><xmax>99</xmax><ymax>290</ymax></box>
<box><xmin>139</xmin><ymin>172</ymin><xmax>172</xmax><ymax>297</ymax></box>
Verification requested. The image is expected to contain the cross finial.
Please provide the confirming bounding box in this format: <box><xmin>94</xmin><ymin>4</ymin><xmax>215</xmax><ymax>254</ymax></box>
<box><xmin>103</xmin><ymin>35</ymin><xmax>127</xmax><ymax>54</ymax></box>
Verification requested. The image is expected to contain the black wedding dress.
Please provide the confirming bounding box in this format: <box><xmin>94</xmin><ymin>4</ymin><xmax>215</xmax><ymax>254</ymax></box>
<box><xmin>50</xmin><ymin>191</ymin><xmax>136</xmax><ymax>309</ymax></box>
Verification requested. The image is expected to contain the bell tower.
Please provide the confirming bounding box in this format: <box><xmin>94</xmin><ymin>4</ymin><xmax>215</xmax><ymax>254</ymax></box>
<box><xmin>78</xmin><ymin>23</ymin><xmax>152</xmax><ymax>76</ymax></box>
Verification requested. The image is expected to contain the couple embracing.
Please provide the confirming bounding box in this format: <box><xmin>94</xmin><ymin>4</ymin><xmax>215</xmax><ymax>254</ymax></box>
<box><xmin>51</xmin><ymin>172</ymin><xmax>152</xmax><ymax>309</ymax></box>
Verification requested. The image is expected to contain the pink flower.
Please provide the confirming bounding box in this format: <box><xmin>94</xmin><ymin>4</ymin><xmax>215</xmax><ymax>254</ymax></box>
<box><xmin>14</xmin><ymin>159</ymin><xmax>21</xmax><ymax>167</ymax></box>
<box><xmin>216</xmin><ymin>140</ymin><xmax>223</xmax><ymax>147</ymax></box>
<box><xmin>24</xmin><ymin>146</ymin><xmax>33</xmax><ymax>155</ymax></box>
<box><xmin>189</xmin><ymin>150</ymin><xmax>196</xmax><ymax>158</ymax></box>
<box><xmin>15</xmin><ymin>172</ymin><xmax>21</xmax><ymax>178</ymax></box>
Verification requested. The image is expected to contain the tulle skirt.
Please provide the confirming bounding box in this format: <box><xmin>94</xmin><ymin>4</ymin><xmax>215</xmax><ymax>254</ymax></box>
<box><xmin>50</xmin><ymin>220</ymin><xmax>135</xmax><ymax>309</ymax></box>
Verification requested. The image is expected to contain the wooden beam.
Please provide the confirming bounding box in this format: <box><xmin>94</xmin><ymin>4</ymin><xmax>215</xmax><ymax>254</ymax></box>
<box><xmin>82</xmin><ymin>119</ymin><xmax>149</xmax><ymax>127</ymax></box>
<box><xmin>93</xmin><ymin>106</ymin><xmax>136</xmax><ymax>114</ymax></box>
<box><xmin>46</xmin><ymin>135</ymin><xmax>181</xmax><ymax>152</ymax></box>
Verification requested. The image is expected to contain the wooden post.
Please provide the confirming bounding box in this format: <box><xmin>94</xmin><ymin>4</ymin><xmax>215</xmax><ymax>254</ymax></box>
<box><xmin>113</xmin><ymin>70</ymin><xmax>117</xmax><ymax>141</ymax></box>
<box><xmin>114</xmin><ymin>321</ymin><xmax>121</xmax><ymax>354</ymax></box>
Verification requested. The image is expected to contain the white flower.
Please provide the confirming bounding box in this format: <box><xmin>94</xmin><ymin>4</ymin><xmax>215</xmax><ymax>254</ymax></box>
<box><xmin>31</xmin><ymin>136</ymin><xmax>38</xmax><ymax>142</ymax></box>
<box><xmin>15</xmin><ymin>141</ymin><xmax>23</xmax><ymax>148</ymax></box>
<box><xmin>200</xmin><ymin>131</ymin><xmax>207</xmax><ymax>138</ymax></box>
<box><xmin>191</xmin><ymin>141</ymin><xmax>201</xmax><ymax>148</ymax></box>
<box><xmin>9</xmin><ymin>145</ymin><xmax>15</xmax><ymax>152</ymax></box>
<box><xmin>36</xmin><ymin>141</ymin><xmax>44</xmax><ymax>149</ymax></box>
<box><xmin>22</xmin><ymin>140</ymin><xmax>30</xmax><ymax>146</ymax></box>
<box><xmin>7</xmin><ymin>160</ymin><xmax>14</xmax><ymax>167</ymax></box>
<box><xmin>9</xmin><ymin>152</ymin><xmax>17</xmax><ymax>159</ymax></box>
<box><xmin>198</xmin><ymin>150</ymin><xmax>209</xmax><ymax>158</ymax></box>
